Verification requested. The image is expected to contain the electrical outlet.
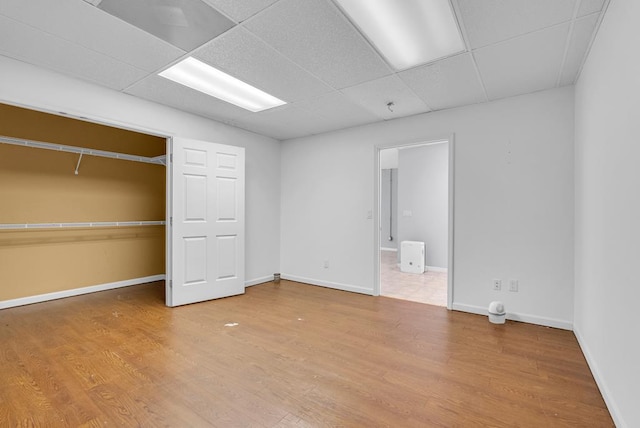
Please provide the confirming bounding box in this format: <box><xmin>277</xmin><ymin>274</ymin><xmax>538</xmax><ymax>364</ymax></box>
<box><xmin>324</xmin><ymin>260</ymin><xmax>329</xmax><ymax>269</ymax></box>
<box><xmin>509</xmin><ymin>279</ymin><xmax>519</xmax><ymax>292</ymax></box>
<box><xmin>493</xmin><ymin>279</ymin><xmax>502</xmax><ymax>291</ymax></box>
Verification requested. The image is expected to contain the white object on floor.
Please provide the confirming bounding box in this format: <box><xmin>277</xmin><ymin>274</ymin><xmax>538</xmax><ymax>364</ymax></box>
<box><xmin>488</xmin><ymin>301</ymin><xmax>506</xmax><ymax>324</ymax></box>
<box><xmin>400</xmin><ymin>241</ymin><xmax>425</xmax><ymax>274</ymax></box>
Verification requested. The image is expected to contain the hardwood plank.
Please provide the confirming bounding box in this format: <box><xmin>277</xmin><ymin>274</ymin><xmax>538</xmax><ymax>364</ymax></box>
<box><xmin>0</xmin><ymin>280</ymin><xmax>613</xmax><ymax>426</ymax></box>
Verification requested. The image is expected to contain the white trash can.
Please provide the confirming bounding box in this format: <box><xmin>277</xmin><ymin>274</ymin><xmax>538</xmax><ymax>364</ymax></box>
<box><xmin>488</xmin><ymin>301</ymin><xmax>506</xmax><ymax>324</ymax></box>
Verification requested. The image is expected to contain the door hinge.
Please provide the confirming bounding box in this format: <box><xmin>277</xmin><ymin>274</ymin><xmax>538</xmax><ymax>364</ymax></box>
<box><xmin>170</xmin><ymin>153</ymin><xmax>173</xmax><ymax>163</ymax></box>
<box><xmin>169</xmin><ymin>280</ymin><xmax>173</xmax><ymax>289</ymax></box>
<box><xmin>170</xmin><ymin>217</ymin><xmax>173</xmax><ymax>226</ymax></box>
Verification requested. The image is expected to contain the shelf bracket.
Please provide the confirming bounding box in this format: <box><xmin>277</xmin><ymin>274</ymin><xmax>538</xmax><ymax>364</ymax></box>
<box><xmin>74</xmin><ymin>153</ymin><xmax>83</xmax><ymax>175</ymax></box>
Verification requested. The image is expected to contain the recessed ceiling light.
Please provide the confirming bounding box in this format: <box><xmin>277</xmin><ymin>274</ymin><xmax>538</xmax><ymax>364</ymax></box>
<box><xmin>159</xmin><ymin>57</ymin><xmax>287</xmax><ymax>113</ymax></box>
<box><xmin>334</xmin><ymin>0</ymin><xmax>466</xmax><ymax>71</ymax></box>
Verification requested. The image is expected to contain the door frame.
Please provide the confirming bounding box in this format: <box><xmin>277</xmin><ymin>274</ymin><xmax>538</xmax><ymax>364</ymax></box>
<box><xmin>373</xmin><ymin>134</ymin><xmax>455</xmax><ymax>310</ymax></box>
<box><xmin>165</xmin><ymin>138</ymin><xmax>173</xmax><ymax>304</ymax></box>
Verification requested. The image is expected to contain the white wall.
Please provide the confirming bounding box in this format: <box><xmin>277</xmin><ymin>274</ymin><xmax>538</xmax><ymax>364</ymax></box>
<box><xmin>281</xmin><ymin>86</ymin><xmax>575</xmax><ymax>328</ymax></box>
<box><xmin>397</xmin><ymin>143</ymin><xmax>449</xmax><ymax>269</ymax></box>
<box><xmin>574</xmin><ymin>0</ymin><xmax>640</xmax><ymax>426</ymax></box>
<box><xmin>0</xmin><ymin>56</ymin><xmax>281</xmax><ymax>286</ymax></box>
<box><xmin>379</xmin><ymin>148</ymin><xmax>398</xmax><ymax>169</ymax></box>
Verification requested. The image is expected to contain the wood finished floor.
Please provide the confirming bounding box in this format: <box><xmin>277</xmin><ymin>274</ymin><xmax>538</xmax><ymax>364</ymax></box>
<box><xmin>0</xmin><ymin>281</ymin><xmax>612</xmax><ymax>427</ymax></box>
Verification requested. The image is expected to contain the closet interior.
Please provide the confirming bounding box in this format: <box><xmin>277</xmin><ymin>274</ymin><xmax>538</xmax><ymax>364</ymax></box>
<box><xmin>0</xmin><ymin>103</ymin><xmax>166</xmax><ymax>305</ymax></box>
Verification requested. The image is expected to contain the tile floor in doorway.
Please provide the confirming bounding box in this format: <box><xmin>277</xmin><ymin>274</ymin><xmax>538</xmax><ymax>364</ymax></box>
<box><xmin>380</xmin><ymin>249</ymin><xmax>447</xmax><ymax>306</ymax></box>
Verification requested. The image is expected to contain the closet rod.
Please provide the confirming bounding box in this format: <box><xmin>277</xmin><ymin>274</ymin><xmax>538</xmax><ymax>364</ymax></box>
<box><xmin>0</xmin><ymin>135</ymin><xmax>166</xmax><ymax>166</ymax></box>
<box><xmin>0</xmin><ymin>221</ymin><xmax>166</xmax><ymax>231</ymax></box>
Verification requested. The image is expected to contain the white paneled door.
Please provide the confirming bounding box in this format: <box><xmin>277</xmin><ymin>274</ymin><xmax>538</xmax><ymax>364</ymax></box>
<box><xmin>167</xmin><ymin>137</ymin><xmax>245</xmax><ymax>307</ymax></box>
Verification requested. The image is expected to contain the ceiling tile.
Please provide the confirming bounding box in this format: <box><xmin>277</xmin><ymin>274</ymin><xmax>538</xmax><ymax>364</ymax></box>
<box><xmin>234</xmin><ymin>91</ymin><xmax>381</xmax><ymax>138</ymax></box>
<box><xmin>232</xmin><ymin>105</ymin><xmax>329</xmax><ymax>140</ymax></box>
<box><xmin>0</xmin><ymin>0</ymin><xmax>185</xmax><ymax>72</ymax></box>
<box><xmin>457</xmin><ymin>0</ymin><xmax>575</xmax><ymax>49</ymax></box>
<box><xmin>203</xmin><ymin>0</ymin><xmax>278</xmax><ymax>22</ymax></box>
<box><xmin>0</xmin><ymin>15</ymin><xmax>147</xmax><ymax>90</ymax></box>
<box><xmin>194</xmin><ymin>27</ymin><xmax>332</xmax><ymax>103</ymax></box>
<box><xmin>398</xmin><ymin>53</ymin><xmax>487</xmax><ymax>111</ymax></box>
<box><xmin>97</xmin><ymin>0</ymin><xmax>235</xmax><ymax>52</ymax></box>
<box><xmin>341</xmin><ymin>76</ymin><xmax>430</xmax><ymax>120</ymax></box>
<box><xmin>293</xmin><ymin>91</ymin><xmax>380</xmax><ymax>131</ymax></box>
<box><xmin>125</xmin><ymin>74</ymin><xmax>250</xmax><ymax>122</ymax></box>
<box><xmin>578</xmin><ymin>0</ymin><xmax>606</xmax><ymax>17</ymax></box>
<box><xmin>559</xmin><ymin>14</ymin><xmax>600</xmax><ymax>86</ymax></box>
<box><xmin>0</xmin><ymin>0</ymin><xmax>607</xmax><ymax>141</ymax></box>
<box><xmin>244</xmin><ymin>0</ymin><xmax>392</xmax><ymax>89</ymax></box>
<box><xmin>474</xmin><ymin>24</ymin><xmax>570</xmax><ymax>100</ymax></box>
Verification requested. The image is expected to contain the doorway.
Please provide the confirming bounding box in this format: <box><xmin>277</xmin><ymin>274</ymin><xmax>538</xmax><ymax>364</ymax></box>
<box><xmin>0</xmin><ymin>102</ymin><xmax>167</xmax><ymax>308</ymax></box>
<box><xmin>375</xmin><ymin>138</ymin><xmax>454</xmax><ymax>309</ymax></box>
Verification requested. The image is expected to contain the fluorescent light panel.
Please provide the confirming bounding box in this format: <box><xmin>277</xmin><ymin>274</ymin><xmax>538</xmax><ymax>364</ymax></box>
<box><xmin>159</xmin><ymin>57</ymin><xmax>286</xmax><ymax>112</ymax></box>
<box><xmin>334</xmin><ymin>0</ymin><xmax>465</xmax><ymax>71</ymax></box>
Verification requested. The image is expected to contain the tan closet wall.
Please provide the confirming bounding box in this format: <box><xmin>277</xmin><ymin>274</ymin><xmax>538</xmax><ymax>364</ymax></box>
<box><xmin>0</xmin><ymin>103</ymin><xmax>166</xmax><ymax>301</ymax></box>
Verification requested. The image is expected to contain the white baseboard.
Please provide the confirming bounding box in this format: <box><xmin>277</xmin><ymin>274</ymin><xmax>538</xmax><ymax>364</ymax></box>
<box><xmin>452</xmin><ymin>303</ymin><xmax>573</xmax><ymax>330</ymax></box>
<box><xmin>245</xmin><ymin>275</ymin><xmax>275</xmax><ymax>287</ymax></box>
<box><xmin>0</xmin><ymin>274</ymin><xmax>166</xmax><ymax>310</ymax></box>
<box><xmin>392</xmin><ymin>265</ymin><xmax>447</xmax><ymax>274</ymax></box>
<box><xmin>380</xmin><ymin>247</ymin><xmax>397</xmax><ymax>252</ymax></box>
<box><xmin>574</xmin><ymin>326</ymin><xmax>625</xmax><ymax>428</ymax></box>
<box><xmin>280</xmin><ymin>274</ymin><xmax>374</xmax><ymax>296</ymax></box>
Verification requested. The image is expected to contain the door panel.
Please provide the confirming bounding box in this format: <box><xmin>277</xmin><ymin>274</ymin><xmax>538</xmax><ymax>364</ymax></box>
<box><xmin>167</xmin><ymin>137</ymin><xmax>245</xmax><ymax>307</ymax></box>
<box><xmin>216</xmin><ymin>235</ymin><xmax>237</xmax><ymax>279</ymax></box>
<box><xmin>184</xmin><ymin>174</ymin><xmax>207</xmax><ymax>221</ymax></box>
<box><xmin>217</xmin><ymin>178</ymin><xmax>237</xmax><ymax>220</ymax></box>
<box><xmin>184</xmin><ymin>236</ymin><xmax>207</xmax><ymax>285</ymax></box>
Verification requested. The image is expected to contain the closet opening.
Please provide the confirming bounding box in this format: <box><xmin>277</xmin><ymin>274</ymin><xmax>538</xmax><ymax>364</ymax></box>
<box><xmin>0</xmin><ymin>102</ymin><xmax>168</xmax><ymax>309</ymax></box>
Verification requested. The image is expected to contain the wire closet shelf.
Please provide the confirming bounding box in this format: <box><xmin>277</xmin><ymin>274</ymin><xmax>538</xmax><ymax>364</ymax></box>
<box><xmin>0</xmin><ymin>135</ymin><xmax>167</xmax><ymax>231</ymax></box>
<box><xmin>0</xmin><ymin>135</ymin><xmax>166</xmax><ymax>166</ymax></box>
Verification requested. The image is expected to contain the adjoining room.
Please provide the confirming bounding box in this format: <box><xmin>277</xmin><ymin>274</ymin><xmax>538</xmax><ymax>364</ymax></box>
<box><xmin>379</xmin><ymin>142</ymin><xmax>450</xmax><ymax>307</ymax></box>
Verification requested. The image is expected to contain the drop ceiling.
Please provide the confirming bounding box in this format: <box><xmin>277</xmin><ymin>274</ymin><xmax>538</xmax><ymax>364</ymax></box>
<box><xmin>0</xmin><ymin>0</ymin><xmax>608</xmax><ymax>140</ymax></box>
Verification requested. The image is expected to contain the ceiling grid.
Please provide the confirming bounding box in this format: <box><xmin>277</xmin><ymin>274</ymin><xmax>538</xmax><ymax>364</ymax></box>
<box><xmin>0</xmin><ymin>0</ymin><xmax>610</xmax><ymax>140</ymax></box>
